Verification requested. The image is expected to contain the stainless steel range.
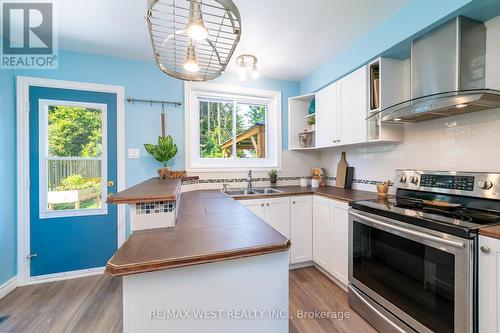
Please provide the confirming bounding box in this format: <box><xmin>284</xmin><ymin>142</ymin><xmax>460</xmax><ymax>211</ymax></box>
<box><xmin>348</xmin><ymin>170</ymin><xmax>500</xmax><ymax>333</ymax></box>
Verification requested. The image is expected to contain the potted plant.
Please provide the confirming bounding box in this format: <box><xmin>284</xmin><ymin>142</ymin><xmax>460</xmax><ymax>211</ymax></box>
<box><xmin>268</xmin><ymin>169</ymin><xmax>278</xmax><ymax>187</ymax></box>
<box><xmin>307</xmin><ymin>115</ymin><xmax>315</xmax><ymax>131</ymax></box>
<box><xmin>144</xmin><ymin>135</ymin><xmax>178</xmax><ymax>179</ymax></box>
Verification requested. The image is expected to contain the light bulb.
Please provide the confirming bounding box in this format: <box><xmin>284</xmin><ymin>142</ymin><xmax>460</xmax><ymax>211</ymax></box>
<box><xmin>186</xmin><ymin>24</ymin><xmax>208</xmax><ymax>41</ymax></box>
<box><xmin>251</xmin><ymin>64</ymin><xmax>260</xmax><ymax>79</ymax></box>
<box><xmin>184</xmin><ymin>43</ymin><xmax>200</xmax><ymax>72</ymax></box>
<box><xmin>186</xmin><ymin>1</ymin><xmax>209</xmax><ymax>41</ymax></box>
<box><xmin>455</xmin><ymin>103</ymin><xmax>468</xmax><ymax>108</ymax></box>
<box><xmin>239</xmin><ymin>71</ymin><xmax>247</xmax><ymax>82</ymax></box>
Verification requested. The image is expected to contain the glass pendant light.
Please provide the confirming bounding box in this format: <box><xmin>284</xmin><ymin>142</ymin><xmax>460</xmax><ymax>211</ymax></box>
<box><xmin>184</xmin><ymin>42</ymin><xmax>200</xmax><ymax>72</ymax></box>
<box><xmin>185</xmin><ymin>0</ymin><xmax>209</xmax><ymax>41</ymax></box>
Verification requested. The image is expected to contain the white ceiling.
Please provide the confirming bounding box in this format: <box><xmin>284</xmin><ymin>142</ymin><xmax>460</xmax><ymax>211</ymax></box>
<box><xmin>57</xmin><ymin>0</ymin><xmax>408</xmax><ymax>81</ymax></box>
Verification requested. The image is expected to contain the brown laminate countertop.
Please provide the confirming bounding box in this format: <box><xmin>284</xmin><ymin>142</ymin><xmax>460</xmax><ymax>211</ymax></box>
<box><xmin>105</xmin><ymin>180</ymin><xmax>383</xmax><ymax>277</ymax></box>
<box><xmin>479</xmin><ymin>225</ymin><xmax>500</xmax><ymax>240</ymax></box>
<box><xmin>105</xmin><ymin>189</ymin><xmax>291</xmax><ymax>276</ymax></box>
<box><xmin>107</xmin><ymin>177</ymin><xmax>181</xmax><ymax>204</ymax></box>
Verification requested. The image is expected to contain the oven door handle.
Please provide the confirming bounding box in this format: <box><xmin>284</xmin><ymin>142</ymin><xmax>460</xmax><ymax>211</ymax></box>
<box><xmin>350</xmin><ymin>211</ymin><xmax>466</xmax><ymax>249</ymax></box>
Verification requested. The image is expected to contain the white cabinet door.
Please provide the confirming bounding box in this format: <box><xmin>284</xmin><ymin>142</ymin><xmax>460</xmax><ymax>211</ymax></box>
<box><xmin>315</xmin><ymin>82</ymin><xmax>339</xmax><ymax>148</ymax></box>
<box><xmin>330</xmin><ymin>202</ymin><xmax>349</xmax><ymax>286</ymax></box>
<box><xmin>290</xmin><ymin>196</ymin><xmax>313</xmax><ymax>264</ymax></box>
<box><xmin>479</xmin><ymin>235</ymin><xmax>500</xmax><ymax>333</ymax></box>
<box><xmin>339</xmin><ymin>66</ymin><xmax>368</xmax><ymax>145</ymax></box>
<box><xmin>238</xmin><ymin>199</ymin><xmax>265</xmax><ymax>220</ymax></box>
<box><xmin>312</xmin><ymin>196</ymin><xmax>332</xmax><ymax>271</ymax></box>
<box><xmin>265</xmin><ymin>197</ymin><xmax>291</xmax><ymax>238</ymax></box>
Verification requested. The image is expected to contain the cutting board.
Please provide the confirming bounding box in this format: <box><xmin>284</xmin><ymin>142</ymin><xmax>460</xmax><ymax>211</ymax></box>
<box><xmin>336</xmin><ymin>152</ymin><xmax>348</xmax><ymax>188</ymax></box>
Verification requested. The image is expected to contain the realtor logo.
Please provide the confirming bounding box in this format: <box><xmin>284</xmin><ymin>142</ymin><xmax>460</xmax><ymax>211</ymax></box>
<box><xmin>1</xmin><ymin>0</ymin><xmax>58</xmax><ymax>69</ymax></box>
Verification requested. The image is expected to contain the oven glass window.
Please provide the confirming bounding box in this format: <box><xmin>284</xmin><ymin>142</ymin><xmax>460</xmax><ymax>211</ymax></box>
<box><xmin>352</xmin><ymin>221</ymin><xmax>454</xmax><ymax>333</ymax></box>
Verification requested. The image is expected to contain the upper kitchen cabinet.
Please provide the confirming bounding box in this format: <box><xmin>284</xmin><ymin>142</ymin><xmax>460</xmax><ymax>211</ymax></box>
<box><xmin>367</xmin><ymin>57</ymin><xmax>407</xmax><ymax>142</ymax></box>
<box><xmin>316</xmin><ymin>66</ymin><xmax>367</xmax><ymax>147</ymax></box>
<box><xmin>289</xmin><ymin>57</ymin><xmax>408</xmax><ymax>151</ymax></box>
<box><xmin>315</xmin><ymin>81</ymin><xmax>340</xmax><ymax>147</ymax></box>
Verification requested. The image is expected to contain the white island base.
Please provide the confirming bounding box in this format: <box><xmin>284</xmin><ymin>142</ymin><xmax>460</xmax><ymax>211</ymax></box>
<box><xmin>123</xmin><ymin>251</ymin><xmax>290</xmax><ymax>333</ymax></box>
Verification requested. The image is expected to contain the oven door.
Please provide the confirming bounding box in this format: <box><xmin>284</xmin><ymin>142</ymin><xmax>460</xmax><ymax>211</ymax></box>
<box><xmin>348</xmin><ymin>209</ymin><xmax>474</xmax><ymax>333</ymax></box>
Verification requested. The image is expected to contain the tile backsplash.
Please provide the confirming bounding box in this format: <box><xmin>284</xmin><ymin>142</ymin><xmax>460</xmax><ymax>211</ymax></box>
<box><xmin>320</xmin><ymin>107</ymin><xmax>500</xmax><ymax>192</ymax></box>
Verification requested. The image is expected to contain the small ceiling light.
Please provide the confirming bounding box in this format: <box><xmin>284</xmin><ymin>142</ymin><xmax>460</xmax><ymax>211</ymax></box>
<box><xmin>185</xmin><ymin>0</ymin><xmax>209</xmax><ymax>41</ymax></box>
<box><xmin>236</xmin><ymin>54</ymin><xmax>259</xmax><ymax>81</ymax></box>
<box><xmin>455</xmin><ymin>103</ymin><xmax>468</xmax><ymax>108</ymax></box>
<box><xmin>393</xmin><ymin>118</ymin><xmax>402</xmax><ymax>121</ymax></box>
<box><xmin>183</xmin><ymin>42</ymin><xmax>200</xmax><ymax>72</ymax></box>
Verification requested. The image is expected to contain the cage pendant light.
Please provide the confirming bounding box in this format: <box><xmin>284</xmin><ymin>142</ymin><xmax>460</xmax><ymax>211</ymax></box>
<box><xmin>146</xmin><ymin>0</ymin><xmax>241</xmax><ymax>81</ymax></box>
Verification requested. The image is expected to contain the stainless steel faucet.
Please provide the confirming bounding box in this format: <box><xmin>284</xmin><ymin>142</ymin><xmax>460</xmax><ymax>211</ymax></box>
<box><xmin>247</xmin><ymin>170</ymin><xmax>253</xmax><ymax>189</ymax></box>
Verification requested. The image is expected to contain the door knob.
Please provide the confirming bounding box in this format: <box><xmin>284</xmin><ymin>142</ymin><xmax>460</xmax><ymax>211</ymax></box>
<box><xmin>107</xmin><ymin>180</ymin><xmax>115</xmax><ymax>187</ymax></box>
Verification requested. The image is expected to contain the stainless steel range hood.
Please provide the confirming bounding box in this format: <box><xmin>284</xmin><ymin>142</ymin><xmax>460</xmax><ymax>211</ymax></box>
<box><xmin>376</xmin><ymin>16</ymin><xmax>500</xmax><ymax>123</ymax></box>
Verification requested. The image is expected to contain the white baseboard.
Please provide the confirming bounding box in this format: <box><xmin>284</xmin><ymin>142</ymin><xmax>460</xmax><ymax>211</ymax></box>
<box><xmin>289</xmin><ymin>261</ymin><xmax>314</xmax><ymax>270</ymax></box>
<box><xmin>0</xmin><ymin>276</ymin><xmax>17</xmax><ymax>300</ymax></box>
<box><xmin>313</xmin><ymin>264</ymin><xmax>348</xmax><ymax>292</ymax></box>
<box><xmin>27</xmin><ymin>266</ymin><xmax>105</xmax><ymax>285</ymax></box>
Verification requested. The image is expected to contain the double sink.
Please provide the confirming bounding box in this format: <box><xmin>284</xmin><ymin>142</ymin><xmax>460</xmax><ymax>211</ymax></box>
<box><xmin>222</xmin><ymin>188</ymin><xmax>284</xmax><ymax>197</ymax></box>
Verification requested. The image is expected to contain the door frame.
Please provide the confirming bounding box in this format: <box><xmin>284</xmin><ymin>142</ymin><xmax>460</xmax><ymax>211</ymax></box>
<box><xmin>16</xmin><ymin>76</ymin><xmax>126</xmax><ymax>286</ymax></box>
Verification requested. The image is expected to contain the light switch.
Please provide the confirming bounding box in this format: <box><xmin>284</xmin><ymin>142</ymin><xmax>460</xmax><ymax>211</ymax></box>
<box><xmin>128</xmin><ymin>148</ymin><xmax>140</xmax><ymax>159</ymax></box>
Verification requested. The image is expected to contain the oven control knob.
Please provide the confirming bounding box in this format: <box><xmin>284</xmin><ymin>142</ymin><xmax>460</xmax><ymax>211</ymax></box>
<box><xmin>478</xmin><ymin>180</ymin><xmax>493</xmax><ymax>190</ymax></box>
<box><xmin>399</xmin><ymin>176</ymin><xmax>407</xmax><ymax>183</ymax></box>
<box><xmin>410</xmin><ymin>176</ymin><xmax>419</xmax><ymax>184</ymax></box>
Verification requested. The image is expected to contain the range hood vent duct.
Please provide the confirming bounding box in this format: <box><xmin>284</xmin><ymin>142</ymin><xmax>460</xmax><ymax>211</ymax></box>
<box><xmin>376</xmin><ymin>16</ymin><xmax>500</xmax><ymax>123</ymax></box>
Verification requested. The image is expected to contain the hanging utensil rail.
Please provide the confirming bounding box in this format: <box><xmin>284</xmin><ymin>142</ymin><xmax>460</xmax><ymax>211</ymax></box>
<box><xmin>126</xmin><ymin>97</ymin><xmax>181</xmax><ymax>107</ymax></box>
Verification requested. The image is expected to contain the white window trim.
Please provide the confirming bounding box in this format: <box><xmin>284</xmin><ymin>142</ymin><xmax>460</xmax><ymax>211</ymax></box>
<box><xmin>185</xmin><ymin>81</ymin><xmax>282</xmax><ymax>172</ymax></box>
<box><xmin>38</xmin><ymin>99</ymin><xmax>108</xmax><ymax>219</ymax></box>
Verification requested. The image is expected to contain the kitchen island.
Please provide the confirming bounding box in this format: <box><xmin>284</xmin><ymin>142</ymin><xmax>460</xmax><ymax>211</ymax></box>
<box><xmin>106</xmin><ymin>179</ymin><xmax>291</xmax><ymax>333</ymax></box>
<box><xmin>106</xmin><ymin>178</ymin><xmax>382</xmax><ymax>333</ymax></box>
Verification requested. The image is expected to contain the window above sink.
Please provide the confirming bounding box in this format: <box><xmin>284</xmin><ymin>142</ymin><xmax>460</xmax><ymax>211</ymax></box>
<box><xmin>185</xmin><ymin>82</ymin><xmax>282</xmax><ymax>172</ymax></box>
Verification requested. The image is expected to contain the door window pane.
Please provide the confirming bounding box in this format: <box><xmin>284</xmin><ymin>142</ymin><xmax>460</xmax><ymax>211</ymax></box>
<box><xmin>48</xmin><ymin>106</ymin><xmax>103</xmax><ymax>158</ymax></box>
<box><xmin>47</xmin><ymin>160</ymin><xmax>102</xmax><ymax>211</ymax></box>
<box><xmin>41</xmin><ymin>102</ymin><xmax>107</xmax><ymax>216</ymax></box>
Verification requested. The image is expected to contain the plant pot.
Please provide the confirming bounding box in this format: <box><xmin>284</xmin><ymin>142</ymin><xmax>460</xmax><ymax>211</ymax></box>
<box><xmin>157</xmin><ymin>167</ymin><xmax>171</xmax><ymax>179</ymax></box>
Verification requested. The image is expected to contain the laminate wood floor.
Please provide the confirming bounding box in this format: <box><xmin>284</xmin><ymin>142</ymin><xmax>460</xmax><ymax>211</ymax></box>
<box><xmin>0</xmin><ymin>266</ymin><xmax>376</xmax><ymax>333</ymax></box>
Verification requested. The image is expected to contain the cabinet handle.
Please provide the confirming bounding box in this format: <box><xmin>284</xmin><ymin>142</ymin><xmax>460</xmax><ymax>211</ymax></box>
<box><xmin>266</xmin><ymin>203</ymin><xmax>269</xmax><ymax>206</ymax></box>
<box><xmin>261</xmin><ymin>203</ymin><xmax>264</xmax><ymax>207</ymax></box>
<box><xmin>292</xmin><ymin>201</ymin><xmax>296</xmax><ymax>204</ymax></box>
<box><xmin>481</xmin><ymin>246</ymin><xmax>491</xmax><ymax>254</ymax></box>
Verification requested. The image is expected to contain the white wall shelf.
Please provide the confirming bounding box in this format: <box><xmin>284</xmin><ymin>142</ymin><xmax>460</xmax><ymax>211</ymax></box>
<box><xmin>288</xmin><ymin>93</ymin><xmax>316</xmax><ymax>150</ymax></box>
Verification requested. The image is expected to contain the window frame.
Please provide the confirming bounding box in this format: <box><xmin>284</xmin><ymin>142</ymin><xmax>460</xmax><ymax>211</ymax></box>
<box><xmin>185</xmin><ymin>82</ymin><xmax>282</xmax><ymax>172</ymax></box>
<box><xmin>38</xmin><ymin>99</ymin><xmax>108</xmax><ymax>219</ymax></box>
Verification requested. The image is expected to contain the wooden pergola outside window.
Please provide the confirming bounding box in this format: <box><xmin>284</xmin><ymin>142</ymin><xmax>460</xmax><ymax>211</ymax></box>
<box><xmin>220</xmin><ymin>124</ymin><xmax>265</xmax><ymax>158</ymax></box>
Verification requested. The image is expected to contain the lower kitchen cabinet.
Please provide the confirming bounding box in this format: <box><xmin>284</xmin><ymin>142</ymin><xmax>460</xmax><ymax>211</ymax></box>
<box><xmin>239</xmin><ymin>198</ymin><xmax>266</xmax><ymax>220</ymax></box>
<box><xmin>239</xmin><ymin>193</ymin><xmax>349</xmax><ymax>286</ymax></box>
<box><xmin>265</xmin><ymin>197</ymin><xmax>291</xmax><ymax>238</ymax></box>
<box><xmin>312</xmin><ymin>195</ymin><xmax>332</xmax><ymax>270</ymax></box>
<box><xmin>239</xmin><ymin>196</ymin><xmax>312</xmax><ymax>264</ymax></box>
<box><xmin>479</xmin><ymin>235</ymin><xmax>500</xmax><ymax>333</ymax></box>
<box><xmin>330</xmin><ymin>201</ymin><xmax>349</xmax><ymax>286</ymax></box>
<box><xmin>312</xmin><ymin>195</ymin><xmax>349</xmax><ymax>287</ymax></box>
<box><xmin>290</xmin><ymin>196</ymin><xmax>313</xmax><ymax>264</ymax></box>
<box><xmin>238</xmin><ymin>197</ymin><xmax>291</xmax><ymax>238</ymax></box>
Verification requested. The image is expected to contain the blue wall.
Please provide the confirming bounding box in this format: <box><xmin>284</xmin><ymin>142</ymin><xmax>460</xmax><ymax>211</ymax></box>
<box><xmin>0</xmin><ymin>51</ymin><xmax>299</xmax><ymax>285</ymax></box>
<box><xmin>300</xmin><ymin>0</ymin><xmax>473</xmax><ymax>93</ymax></box>
<box><xmin>0</xmin><ymin>69</ymin><xmax>17</xmax><ymax>286</ymax></box>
